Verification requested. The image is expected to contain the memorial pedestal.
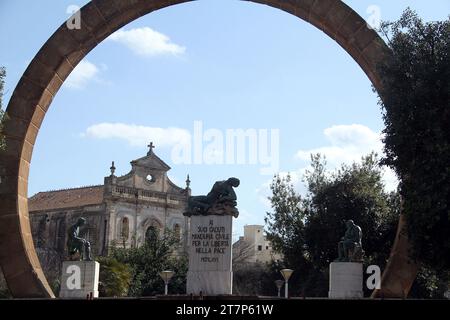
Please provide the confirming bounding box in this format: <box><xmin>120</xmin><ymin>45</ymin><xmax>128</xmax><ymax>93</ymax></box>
<box><xmin>187</xmin><ymin>271</ymin><xmax>233</xmax><ymax>295</ymax></box>
<box><xmin>329</xmin><ymin>262</ymin><xmax>363</xmax><ymax>299</ymax></box>
<box><xmin>186</xmin><ymin>215</ymin><xmax>233</xmax><ymax>295</ymax></box>
<box><xmin>59</xmin><ymin>260</ymin><xmax>100</xmax><ymax>298</ymax></box>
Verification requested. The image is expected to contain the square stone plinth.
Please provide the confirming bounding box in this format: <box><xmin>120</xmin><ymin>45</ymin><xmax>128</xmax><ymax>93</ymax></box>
<box><xmin>186</xmin><ymin>215</ymin><xmax>233</xmax><ymax>295</ymax></box>
<box><xmin>187</xmin><ymin>270</ymin><xmax>233</xmax><ymax>295</ymax></box>
<box><xmin>329</xmin><ymin>262</ymin><xmax>363</xmax><ymax>299</ymax></box>
<box><xmin>59</xmin><ymin>261</ymin><xmax>99</xmax><ymax>299</ymax></box>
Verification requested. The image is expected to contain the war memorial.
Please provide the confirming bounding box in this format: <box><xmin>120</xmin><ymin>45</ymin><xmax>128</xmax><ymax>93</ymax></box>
<box><xmin>0</xmin><ymin>0</ymin><xmax>449</xmax><ymax>318</ymax></box>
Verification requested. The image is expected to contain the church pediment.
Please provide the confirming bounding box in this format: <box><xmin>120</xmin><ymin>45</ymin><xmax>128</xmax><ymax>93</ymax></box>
<box><xmin>108</xmin><ymin>143</ymin><xmax>186</xmax><ymax>195</ymax></box>
<box><xmin>130</xmin><ymin>142</ymin><xmax>171</xmax><ymax>172</ymax></box>
<box><xmin>131</xmin><ymin>152</ymin><xmax>171</xmax><ymax>172</ymax></box>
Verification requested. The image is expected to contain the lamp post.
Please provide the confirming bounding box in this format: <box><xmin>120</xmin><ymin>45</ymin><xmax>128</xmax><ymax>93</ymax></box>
<box><xmin>280</xmin><ymin>269</ymin><xmax>294</xmax><ymax>298</ymax></box>
<box><xmin>159</xmin><ymin>270</ymin><xmax>174</xmax><ymax>295</ymax></box>
<box><xmin>274</xmin><ymin>280</ymin><xmax>284</xmax><ymax>298</ymax></box>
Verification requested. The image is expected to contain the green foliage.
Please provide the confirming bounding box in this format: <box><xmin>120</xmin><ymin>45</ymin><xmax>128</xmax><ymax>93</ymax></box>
<box><xmin>0</xmin><ymin>66</ymin><xmax>6</xmax><ymax>150</ymax></box>
<box><xmin>97</xmin><ymin>256</ymin><xmax>132</xmax><ymax>297</ymax></box>
<box><xmin>304</xmin><ymin>153</ymin><xmax>398</xmax><ymax>271</ymax></box>
<box><xmin>165</xmin><ymin>255</ymin><xmax>188</xmax><ymax>295</ymax></box>
<box><xmin>410</xmin><ymin>267</ymin><xmax>449</xmax><ymax>299</ymax></box>
<box><xmin>264</xmin><ymin>172</ymin><xmax>322</xmax><ymax>296</ymax></box>
<box><xmin>0</xmin><ymin>267</ymin><xmax>12</xmax><ymax>299</ymax></box>
<box><xmin>0</xmin><ymin>67</ymin><xmax>5</xmax><ymax>109</ymax></box>
<box><xmin>377</xmin><ymin>9</ymin><xmax>450</xmax><ymax>270</ymax></box>
<box><xmin>233</xmin><ymin>261</ymin><xmax>282</xmax><ymax>297</ymax></box>
<box><xmin>110</xmin><ymin>228</ymin><xmax>187</xmax><ymax>296</ymax></box>
<box><xmin>264</xmin><ymin>173</ymin><xmax>306</xmax><ymax>267</ymax></box>
<box><xmin>49</xmin><ymin>278</ymin><xmax>61</xmax><ymax>297</ymax></box>
<box><xmin>265</xmin><ymin>153</ymin><xmax>399</xmax><ymax>297</ymax></box>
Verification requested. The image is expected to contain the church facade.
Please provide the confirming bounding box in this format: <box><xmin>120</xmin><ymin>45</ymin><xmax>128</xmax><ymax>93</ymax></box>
<box><xmin>28</xmin><ymin>146</ymin><xmax>190</xmax><ymax>282</ymax></box>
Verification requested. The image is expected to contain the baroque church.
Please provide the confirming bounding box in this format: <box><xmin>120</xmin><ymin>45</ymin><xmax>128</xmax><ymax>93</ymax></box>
<box><xmin>29</xmin><ymin>144</ymin><xmax>190</xmax><ymax>281</ymax></box>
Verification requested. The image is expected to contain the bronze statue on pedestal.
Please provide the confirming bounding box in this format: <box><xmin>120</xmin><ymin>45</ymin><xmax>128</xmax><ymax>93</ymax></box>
<box><xmin>336</xmin><ymin>220</ymin><xmax>363</xmax><ymax>262</ymax></box>
<box><xmin>67</xmin><ymin>217</ymin><xmax>92</xmax><ymax>261</ymax></box>
<box><xmin>184</xmin><ymin>177</ymin><xmax>240</xmax><ymax>218</ymax></box>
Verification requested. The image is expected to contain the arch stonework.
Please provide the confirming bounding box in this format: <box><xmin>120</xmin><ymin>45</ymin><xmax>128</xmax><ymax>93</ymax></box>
<box><xmin>0</xmin><ymin>0</ymin><xmax>416</xmax><ymax>298</ymax></box>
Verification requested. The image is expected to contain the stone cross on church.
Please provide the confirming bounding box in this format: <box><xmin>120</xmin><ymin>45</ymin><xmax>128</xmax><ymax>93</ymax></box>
<box><xmin>147</xmin><ymin>142</ymin><xmax>155</xmax><ymax>155</ymax></box>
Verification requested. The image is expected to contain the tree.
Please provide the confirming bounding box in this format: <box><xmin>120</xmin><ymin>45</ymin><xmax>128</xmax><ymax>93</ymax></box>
<box><xmin>97</xmin><ymin>256</ymin><xmax>132</xmax><ymax>297</ymax></box>
<box><xmin>233</xmin><ymin>261</ymin><xmax>280</xmax><ymax>296</ymax></box>
<box><xmin>264</xmin><ymin>173</ymin><xmax>318</xmax><ymax>296</ymax></box>
<box><xmin>303</xmin><ymin>153</ymin><xmax>398</xmax><ymax>271</ymax></box>
<box><xmin>264</xmin><ymin>173</ymin><xmax>306</xmax><ymax>268</ymax></box>
<box><xmin>265</xmin><ymin>153</ymin><xmax>399</xmax><ymax>297</ymax></box>
<box><xmin>110</xmin><ymin>228</ymin><xmax>187</xmax><ymax>296</ymax></box>
<box><xmin>0</xmin><ymin>68</ymin><xmax>10</xmax><ymax>285</ymax></box>
<box><xmin>377</xmin><ymin>9</ymin><xmax>450</xmax><ymax>270</ymax></box>
<box><xmin>0</xmin><ymin>66</ymin><xmax>6</xmax><ymax>150</ymax></box>
<box><xmin>409</xmin><ymin>266</ymin><xmax>449</xmax><ymax>299</ymax></box>
<box><xmin>0</xmin><ymin>267</ymin><xmax>12</xmax><ymax>299</ymax></box>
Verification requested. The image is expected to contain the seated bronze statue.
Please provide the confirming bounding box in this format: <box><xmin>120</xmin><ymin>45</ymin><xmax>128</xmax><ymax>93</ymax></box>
<box><xmin>67</xmin><ymin>217</ymin><xmax>92</xmax><ymax>261</ymax></box>
<box><xmin>185</xmin><ymin>177</ymin><xmax>240</xmax><ymax>217</ymax></box>
<box><xmin>336</xmin><ymin>220</ymin><xmax>363</xmax><ymax>262</ymax></box>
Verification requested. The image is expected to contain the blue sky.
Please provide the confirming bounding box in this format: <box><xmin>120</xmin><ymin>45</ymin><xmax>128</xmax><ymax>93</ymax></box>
<box><xmin>1</xmin><ymin>0</ymin><xmax>449</xmax><ymax>238</ymax></box>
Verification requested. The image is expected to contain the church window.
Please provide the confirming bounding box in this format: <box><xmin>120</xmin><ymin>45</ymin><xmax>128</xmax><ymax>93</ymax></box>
<box><xmin>173</xmin><ymin>224</ymin><xmax>181</xmax><ymax>241</ymax></box>
<box><xmin>121</xmin><ymin>217</ymin><xmax>129</xmax><ymax>240</ymax></box>
<box><xmin>146</xmin><ymin>174</ymin><xmax>154</xmax><ymax>182</ymax></box>
<box><xmin>258</xmin><ymin>245</ymin><xmax>262</xmax><ymax>251</ymax></box>
<box><xmin>145</xmin><ymin>226</ymin><xmax>159</xmax><ymax>243</ymax></box>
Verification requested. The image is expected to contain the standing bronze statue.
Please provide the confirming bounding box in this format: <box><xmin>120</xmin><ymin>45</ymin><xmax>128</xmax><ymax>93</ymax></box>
<box><xmin>336</xmin><ymin>220</ymin><xmax>363</xmax><ymax>262</ymax></box>
<box><xmin>184</xmin><ymin>177</ymin><xmax>240</xmax><ymax>217</ymax></box>
<box><xmin>67</xmin><ymin>217</ymin><xmax>92</xmax><ymax>261</ymax></box>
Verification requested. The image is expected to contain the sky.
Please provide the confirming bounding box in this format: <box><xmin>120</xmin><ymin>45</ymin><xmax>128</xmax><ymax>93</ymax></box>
<box><xmin>1</xmin><ymin>0</ymin><xmax>449</xmax><ymax>239</ymax></box>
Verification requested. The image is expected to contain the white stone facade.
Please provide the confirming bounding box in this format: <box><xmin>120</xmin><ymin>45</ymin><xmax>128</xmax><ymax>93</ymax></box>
<box><xmin>232</xmin><ymin>225</ymin><xmax>280</xmax><ymax>264</ymax></box>
<box><xmin>29</xmin><ymin>148</ymin><xmax>190</xmax><ymax>280</ymax></box>
<box><xmin>105</xmin><ymin>149</ymin><xmax>190</xmax><ymax>251</ymax></box>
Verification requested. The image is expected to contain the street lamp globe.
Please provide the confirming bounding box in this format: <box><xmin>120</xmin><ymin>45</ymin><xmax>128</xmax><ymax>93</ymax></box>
<box><xmin>274</xmin><ymin>280</ymin><xmax>284</xmax><ymax>297</ymax></box>
<box><xmin>280</xmin><ymin>269</ymin><xmax>293</xmax><ymax>281</ymax></box>
<box><xmin>159</xmin><ymin>270</ymin><xmax>175</xmax><ymax>295</ymax></box>
<box><xmin>280</xmin><ymin>269</ymin><xmax>294</xmax><ymax>298</ymax></box>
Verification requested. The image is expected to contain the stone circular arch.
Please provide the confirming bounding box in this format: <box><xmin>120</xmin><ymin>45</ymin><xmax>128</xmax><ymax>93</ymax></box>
<box><xmin>0</xmin><ymin>0</ymin><xmax>415</xmax><ymax>298</ymax></box>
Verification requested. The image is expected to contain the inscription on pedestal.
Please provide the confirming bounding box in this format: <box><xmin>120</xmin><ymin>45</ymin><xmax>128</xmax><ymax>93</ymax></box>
<box><xmin>187</xmin><ymin>215</ymin><xmax>233</xmax><ymax>295</ymax></box>
<box><xmin>184</xmin><ymin>177</ymin><xmax>240</xmax><ymax>295</ymax></box>
<box><xmin>190</xmin><ymin>216</ymin><xmax>231</xmax><ymax>268</ymax></box>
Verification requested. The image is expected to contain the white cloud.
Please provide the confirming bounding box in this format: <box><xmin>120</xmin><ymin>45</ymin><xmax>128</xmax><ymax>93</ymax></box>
<box><xmin>82</xmin><ymin>123</ymin><xmax>191</xmax><ymax>148</ymax></box>
<box><xmin>380</xmin><ymin>167</ymin><xmax>399</xmax><ymax>192</ymax></box>
<box><xmin>296</xmin><ymin>124</ymin><xmax>398</xmax><ymax>191</ymax></box>
<box><xmin>296</xmin><ymin>124</ymin><xmax>383</xmax><ymax>165</ymax></box>
<box><xmin>108</xmin><ymin>27</ymin><xmax>186</xmax><ymax>57</ymax></box>
<box><xmin>256</xmin><ymin>170</ymin><xmax>307</xmax><ymax>211</ymax></box>
<box><xmin>64</xmin><ymin>60</ymin><xmax>100</xmax><ymax>89</ymax></box>
<box><xmin>258</xmin><ymin>124</ymin><xmax>399</xmax><ymax>208</ymax></box>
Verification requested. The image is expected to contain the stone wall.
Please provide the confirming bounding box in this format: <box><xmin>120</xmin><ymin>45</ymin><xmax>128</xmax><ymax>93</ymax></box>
<box><xmin>29</xmin><ymin>201</ymin><xmax>188</xmax><ymax>286</ymax></box>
